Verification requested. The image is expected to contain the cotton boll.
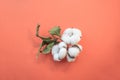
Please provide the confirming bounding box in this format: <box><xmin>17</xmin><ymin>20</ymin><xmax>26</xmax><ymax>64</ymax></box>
<box><xmin>58</xmin><ymin>48</ymin><xmax>67</xmax><ymax>59</ymax></box>
<box><xmin>62</xmin><ymin>28</ymin><xmax>82</xmax><ymax>45</ymax></box>
<box><xmin>68</xmin><ymin>47</ymin><xmax>80</xmax><ymax>57</ymax></box>
<box><xmin>61</xmin><ymin>34</ymin><xmax>71</xmax><ymax>44</ymax></box>
<box><xmin>53</xmin><ymin>54</ymin><xmax>60</xmax><ymax>61</ymax></box>
<box><xmin>52</xmin><ymin>45</ymin><xmax>59</xmax><ymax>55</ymax></box>
<box><xmin>52</xmin><ymin>43</ymin><xmax>67</xmax><ymax>61</ymax></box>
<box><xmin>72</xmin><ymin>28</ymin><xmax>82</xmax><ymax>37</ymax></box>
<box><xmin>58</xmin><ymin>42</ymin><xmax>67</xmax><ymax>48</ymax></box>
<box><xmin>67</xmin><ymin>55</ymin><xmax>75</xmax><ymax>62</ymax></box>
<box><xmin>70</xmin><ymin>35</ymin><xmax>80</xmax><ymax>45</ymax></box>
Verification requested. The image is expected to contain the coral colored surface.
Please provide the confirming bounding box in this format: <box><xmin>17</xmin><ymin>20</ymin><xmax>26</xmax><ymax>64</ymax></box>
<box><xmin>0</xmin><ymin>0</ymin><xmax>120</xmax><ymax>80</ymax></box>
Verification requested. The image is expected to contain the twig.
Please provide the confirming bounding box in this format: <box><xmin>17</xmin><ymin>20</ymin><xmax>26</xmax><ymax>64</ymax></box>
<box><xmin>36</xmin><ymin>24</ymin><xmax>43</xmax><ymax>39</ymax></box>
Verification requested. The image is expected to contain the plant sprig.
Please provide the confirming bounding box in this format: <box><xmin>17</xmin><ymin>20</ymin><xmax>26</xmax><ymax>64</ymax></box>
<box><xmin>36</xmin><ymin>24</ymin><xmax>61</xmax><ymax>59</ymax></box>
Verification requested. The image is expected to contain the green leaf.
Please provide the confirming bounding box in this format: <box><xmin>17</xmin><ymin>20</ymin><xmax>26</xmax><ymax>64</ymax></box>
<box><xmin>49</xmin><ymin>26</ymin><xmax>61</xmax><ymax>36</ymax></box>
<box><xmin>42</xmin><ymin>38</ymin><xmax>51</xmax><ymax>43</ymax></box>
<box><xmin>43</xmin><ymin>38</ymin><xmax>57</xmax><ymax>44</ymax></box>
<box><xmin>42</xmin><ymin>42</ymin><xmax>54</xmax><ymax>54</ymax></box>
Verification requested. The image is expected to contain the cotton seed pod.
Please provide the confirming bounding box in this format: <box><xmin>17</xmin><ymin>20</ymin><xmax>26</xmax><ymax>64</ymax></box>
<box><xmin>58</xmin><ymin>48</ymin><xmax>67</xmax><ymax>60</ymax></box>
<box><xmin>67</xmin><ymin>54</ymin><xmax>76</xmax><ymax>62</ymax></box>
<box><xmin>52</xmin><ymin>42</ymin><xmax>67</xmax><ymax>61</ymax></box>
<box><xmin>58</xmin><ymin>42</ymin><xmax>67</xmax><ymax>48</ymax></box>
<box><xmin>61</xmin><ymin>28</ymin><xmax>82</xmax><ymax>45</ymax></box>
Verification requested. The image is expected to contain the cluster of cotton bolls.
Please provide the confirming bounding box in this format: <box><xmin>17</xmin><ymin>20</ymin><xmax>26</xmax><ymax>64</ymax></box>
<box><xmin>52</xmin><ymin>28</ymin><xmax>82</xmax><ymax>62</ymax></box>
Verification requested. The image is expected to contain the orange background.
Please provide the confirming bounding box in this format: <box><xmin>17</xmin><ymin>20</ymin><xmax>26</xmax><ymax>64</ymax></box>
<box><xmin>0</xmin><ymin>0</ymin><xmax>120</xmax><ymax>80</ymax></box>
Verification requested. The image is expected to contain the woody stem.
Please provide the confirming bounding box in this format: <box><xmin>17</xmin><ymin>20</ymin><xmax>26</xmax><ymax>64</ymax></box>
<box><xmin>36</xmin><ymin>24</ymin><xmax>44</xmax><ymax>39</ymax></box>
